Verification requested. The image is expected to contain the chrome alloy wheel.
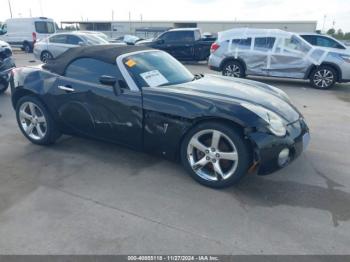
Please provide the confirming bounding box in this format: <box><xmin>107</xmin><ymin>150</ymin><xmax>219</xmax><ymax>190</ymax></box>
<box><xmin>224</xmin><ymin>64</ymin><xmax>241</xmax><ymax>77</ymax></box>
<box><xmin>313</xmin><ymin>69</ymin><xmax>334</xmax><ymax>88</ymax></box>
<box><xmin>41</xmin><ymin>52</ymin><xmax>52</xmax><ymax>63</ymax></box>
<box><xmin>187</xmin><ymin>129</ymin><xmax>239</xmax><ymax>181</ymax></box>
<box><xmin>19</xmin><ymin>102</ymin><xmax>47</xmax><ymax>140</ymax></box>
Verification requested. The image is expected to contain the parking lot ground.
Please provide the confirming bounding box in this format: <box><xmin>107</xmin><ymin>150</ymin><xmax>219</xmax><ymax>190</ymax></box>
<box><xmin>0</xmin><ymin>52</ymin><xmax>350</xmax><ymax>254</ymax></box>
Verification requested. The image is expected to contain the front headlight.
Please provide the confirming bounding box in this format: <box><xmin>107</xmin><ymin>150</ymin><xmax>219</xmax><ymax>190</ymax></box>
<box><xmin>242</xmin><ymin>103</ymin><xmax>287</xmax><ymax>137</ymax></box>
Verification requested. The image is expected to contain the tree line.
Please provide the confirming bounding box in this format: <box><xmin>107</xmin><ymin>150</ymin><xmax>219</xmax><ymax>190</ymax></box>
<box><xmin>326</xmin><ymin>28</ymin><xmax>350</xmax><ymax>40</ymax></box>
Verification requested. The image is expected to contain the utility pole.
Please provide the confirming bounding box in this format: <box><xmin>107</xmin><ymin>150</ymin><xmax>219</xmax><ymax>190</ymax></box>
<box><xmin>129</xmin><ymin>11</ymin><xmax>131</xmax><ymax>34</ymax></box>
<box><xmin>8</xmin><ymin>0</ymin><xmax>13</xmax><ymax>18</ymax></box>
<box><xmin>322</xmin><ymin>14</ymin><xmax>327</xmax><ymax>33</ymax></box>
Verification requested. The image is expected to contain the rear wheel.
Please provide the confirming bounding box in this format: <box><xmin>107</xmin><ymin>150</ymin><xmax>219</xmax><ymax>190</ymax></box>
<box><xmin>41</xmin><ymin>51</ymin><xmax>53</xmax><ymax>63</ymax></box>
<box><xmin>23</xmin><ymin>42</ymin><xmax>32</xmax><ymax>53</ymax></box>
<box><xmin>181</xmin><ymin>122</ymin><xmax>251</xmax><ymax>188</ymax></box>
<box><xmin>16</xmin><ymin>96</ymin><xmax>61</xmax><ymax>145</ymax></box>
<box><xmin>222</xmin><ymin>60</ymin><xmax>245</xmax><ymax>78</ymax></box>
<box><xmin>310</xmin><ymin>66</ymin><xmax>337</xmax><ymax>89</ymax></box>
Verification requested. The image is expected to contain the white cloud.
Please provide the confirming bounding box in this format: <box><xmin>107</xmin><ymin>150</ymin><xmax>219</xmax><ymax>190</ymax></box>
<box><xmin>1</xmin><ymin>0</ymin><xmax>349</xmax><ymax>31</ymax></box>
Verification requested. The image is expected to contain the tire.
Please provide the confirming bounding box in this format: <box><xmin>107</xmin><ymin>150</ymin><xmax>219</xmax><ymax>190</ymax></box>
<box><xmin>222</xmin><ymin>60</ymin><xmax>245</xmax><ymax>78</ymax></box>
<box><xmin>23</xmin><ymin>42</ymin><xmax>32</xmax><ymax>53</ymax></box>
<box><xmin>41</xmin><ymin>51</ymin><xmax>53</xmax><ymax>63</ymax></box>
<box><xmin>16</xmin><ymin>96</ymin><xmax>61</xmax><ymax>145</ymax></box>
<box><xmin>310</xmin><ymin>66</ymin><xmax>337</xmax><ymax>90</ymax></box>
<box><xmin>181</xmin><ymin>122</ymin><xmax>251</xmax><ymax>188</ymax></box>
<box><xmin>0</xmin><ymin>78</ymin><xmax>9</xmax><ymax>94</ymax></box>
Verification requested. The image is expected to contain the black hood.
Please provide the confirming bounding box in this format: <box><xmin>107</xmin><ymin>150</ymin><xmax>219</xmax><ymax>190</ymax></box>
<box><xmin>163</xmin><ymin>75</ymin><xmax>300</xmax><ymax>123</ymax></box>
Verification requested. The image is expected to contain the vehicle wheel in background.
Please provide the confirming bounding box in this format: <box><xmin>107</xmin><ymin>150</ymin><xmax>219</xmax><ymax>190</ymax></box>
<box><xmin>16</xmin><ymin>96</ymin><xmax>61</xmax><ymax>145</ymax></box>
<box><xmin>41</xmin><ymin>51</ymin><xmax>53</xmax><ymax>63</ymax></box>
<box><xmin>0</xmin><ymin>78</ymin><xmax>9</xmax><ymax>94</ymax></box>
<box><xmin>23</xmin><ymin>42</ymin><xmax>32</xmax><ymax>53</ymax></box>
<box><xmin>181</xmin><ymin>122</ymin><xmax>251</xmax><ymax>188</ymax></box>
<box><xmin>310</xmin><ymin>66</ymin><xmax>337</xmax><ymax>89</ymax></box>
<box><xmin>222</xmin><ymin>60</ymin><xmax>245</xmax><ymax>78</ymax></box>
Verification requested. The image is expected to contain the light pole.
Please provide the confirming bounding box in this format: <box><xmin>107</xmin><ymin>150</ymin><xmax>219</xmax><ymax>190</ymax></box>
<box><xmin>8</xmin><ymin>0</ymin><xmax>13</xmax><ymax>18</ymax></box>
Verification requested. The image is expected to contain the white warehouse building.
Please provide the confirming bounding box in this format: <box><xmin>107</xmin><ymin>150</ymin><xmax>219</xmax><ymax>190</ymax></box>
<box><xmin>61</xmin><ymin>20</ymin><xmax>317</xmax><ymax>39</ymax></box>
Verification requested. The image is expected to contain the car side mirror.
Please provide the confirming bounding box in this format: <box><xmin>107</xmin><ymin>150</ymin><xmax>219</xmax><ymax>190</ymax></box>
<box><xmin>78</xmin><ymin>41</ymin><xmax>87</xmax><ymax>46</ymax></box>
<box><xmin>100</xmin><ymin>75</ymin><xmax>117</xmax><ymax>86</ymax></box>
<box><xmin>113</xmin><ymin>80</ymin><xmax>128</xmax><ymax>96</ymax></box>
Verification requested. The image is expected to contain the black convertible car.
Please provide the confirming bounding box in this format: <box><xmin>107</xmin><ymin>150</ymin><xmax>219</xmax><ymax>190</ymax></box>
<box><xmin>10</xmin><ymin>45</ymin><xmax>310</xmax><ymax>188</ymax></box>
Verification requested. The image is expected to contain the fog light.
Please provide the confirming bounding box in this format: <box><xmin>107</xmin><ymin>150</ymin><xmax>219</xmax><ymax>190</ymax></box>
<box><xmin>278</xmin><ymin>148</ymin><xmax>290</xmax><ymax>167</ymax></box>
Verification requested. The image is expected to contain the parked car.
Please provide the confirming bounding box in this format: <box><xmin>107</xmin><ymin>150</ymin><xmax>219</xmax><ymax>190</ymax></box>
<box><xmin>209</xmin><ymin>28</ymin><xmax>350</xmax><ymax>89</ymax></box>
<box><xmin>300</xmin><ymin>33</ymin><xmax>347</xmax><ymax>50</ymax></box>
<box><xmin>0</xmin><ymin>17</ymin><xmax>56</xmax><ymax>53</ymax></box>
<box><xmin>33</xmin><ymin>32</ymin><xmax>109</xmax><ymax>62</ymax></box>
<box><xmin>0</xmin><ymin>40</ymin><xmax>15</xmax><ymax>94</ymax></box>
<box><xmin>10</xmin><ymin>45</ymin><xmax>310</xmax><ymax>188</ymax></box>
<box><xmin>136</xmin><ymin>28</ymin><xmax>215</xmax><ymax>61</ymax></box>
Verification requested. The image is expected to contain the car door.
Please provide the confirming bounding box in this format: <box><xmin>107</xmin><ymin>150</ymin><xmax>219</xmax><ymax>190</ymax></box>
<box><xmin>245</xmin><ymin>37</ymin><xmax>275</xmax><ymax>76</ymax></box>
<box><xmin>50</xmin><ymin>58</ymin><xmax>143</xmax><ymax>148</ymax></box>
<box><xmin>47</xmin><ymin>34</ymin><xmax>69</xmax><ymax>57</ymax></box>
<box><xmin>169</xmin><ymin>31</ymin><xmax>195</xmax><ymax>60</ymax></box>
<box><xmin>268</xmin><ymin>35</ymin><xmax>311</xmax><ymax>79</ymax></box>
<box><xmin>152</xmin><ymin>32</ymin><xmax>173</xmax><ymax>55</ymax></box>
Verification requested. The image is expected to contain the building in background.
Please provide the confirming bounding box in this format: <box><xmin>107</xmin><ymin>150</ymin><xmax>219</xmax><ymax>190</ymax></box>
<box><xmin>60</xmin><ymin>20</ymin><xmax>317</xmax><ymax>39</ymax></box>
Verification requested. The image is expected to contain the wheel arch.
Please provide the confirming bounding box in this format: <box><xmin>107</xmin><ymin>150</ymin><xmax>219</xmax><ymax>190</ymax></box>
<box><xmin>176</xmin><ymin>116</ymin><xmax>252</xmax><ymax>161</ymax></box>
<box><xmin>219</xmin><ymin>57</ymin><xmax>247</xmax><ymax>73</ymax></box>
<box><xmin>305</xmin><ymin>62</ymin><xmax>342</xmax><ymax>82</ymax></box>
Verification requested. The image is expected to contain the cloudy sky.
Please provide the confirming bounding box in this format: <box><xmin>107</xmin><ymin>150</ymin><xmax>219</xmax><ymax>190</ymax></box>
<box><xmin>1</xmin><ymin>0</ymin><xmax>350</xmax><ymax>31</ymax></box>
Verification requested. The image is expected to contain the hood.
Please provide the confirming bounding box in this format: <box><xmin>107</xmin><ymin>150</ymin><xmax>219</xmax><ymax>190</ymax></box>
<box><xmin>164</xmin><ymin>75</ymin><xmax>300</xmax><ymax>123</ymax></box>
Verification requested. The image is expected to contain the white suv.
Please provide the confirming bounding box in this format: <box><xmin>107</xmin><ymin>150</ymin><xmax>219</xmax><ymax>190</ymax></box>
<box><xmin>208</xmin><ymin>28</ymin><xmax>350</xmax><ymax>89</ymax></box>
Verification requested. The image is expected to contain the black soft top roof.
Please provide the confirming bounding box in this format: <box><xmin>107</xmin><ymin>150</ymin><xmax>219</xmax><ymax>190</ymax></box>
<box><xmin>42</xmin><ymin>45</ymin><xmax>151</xmax><ymax>75</ymax></box>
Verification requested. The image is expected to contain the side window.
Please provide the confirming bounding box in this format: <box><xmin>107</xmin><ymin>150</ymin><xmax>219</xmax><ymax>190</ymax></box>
<box><xmin>282</xmin><ymin>35</ymin><xmax>310</xmax><ymax>54</ymax></box>
<box><xmin>66</xmin><ymin>35</ymin><xmax>82</xmax><ymax>45</ymax></box>
<box><xmin>194</xmin><ymin>30</ymin><xmax>201</xmax><ymax>41</ymax></box>
<box><xmin>231</xmin><ymin>38</ymin><xmax>252</xmax><ymax>50</ymax></box>
<box><xmin>35</xmin><ymin>21</ymin><xmax>55</xmax><ymax>34</ymax></box>
<box><xmin>317</xmin><ymin>36</ymin><xmax>345</xmax><ymax>49</ymax></box>
<box><xmin>65</xmin><ymin>58</ymin><xmax>119</xmax><ymax>85</ymax></box>
<box><xmin>158</xmin><ymin>32</ymin><xmax>171</xmax><ymax>42</ymax></box>
<box><xmin>49</xmin><ymin>35</ymin><xmax>67</xmax><ymax>44</ymax></box>
<box><xmin>176</xmin><ymin>31</ymin><xmax>194</xmax><ymax>42</ymax></box>
<box><xmin>300</xmin><ymin>35</ymin><xmax>316</xmax><ymax>46</ymax></box>
<box><xmin>254</xmin><ymin>37</ymin><xmax>276</xmax><ymax>51</ymax></box>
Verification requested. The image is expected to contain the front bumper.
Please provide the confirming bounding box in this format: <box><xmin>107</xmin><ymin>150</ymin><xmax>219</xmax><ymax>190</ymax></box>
<box><xmin>248</xmin><ymin>118</ymin><xmax>310</xmax><ymax>175</ymax></box>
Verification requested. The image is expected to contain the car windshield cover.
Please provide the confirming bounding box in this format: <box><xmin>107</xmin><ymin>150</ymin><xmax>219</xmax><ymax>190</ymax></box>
<box><xmin>122</xmin><ymin>51</ymin><xmax>194</xmax><ymax>88</ymax></box>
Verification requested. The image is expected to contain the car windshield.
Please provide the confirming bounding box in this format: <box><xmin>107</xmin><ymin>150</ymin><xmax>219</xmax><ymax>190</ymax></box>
<box><xmin>122</xmin><ymin>51</ymin><xmax>194</xmax><ymax>88</ymax></box>
<box><xmin>82</xmin><ymin>34</ymin><xmax>109</xmax><ymax>45</ymax></box>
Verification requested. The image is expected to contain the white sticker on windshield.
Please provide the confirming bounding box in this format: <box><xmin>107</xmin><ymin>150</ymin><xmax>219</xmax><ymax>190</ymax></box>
<box><xmin>140</xmin><ymin>70</ymin><xmax>169</xmax><ymax>87</ymax></box>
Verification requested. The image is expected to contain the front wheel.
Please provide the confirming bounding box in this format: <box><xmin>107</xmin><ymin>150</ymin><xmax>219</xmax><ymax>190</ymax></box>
<box><xmin>310</xmin><ymin>66</ymin><xmax>337</xmax><ymax>89</ymax></box>
<box><xmin>16</xmin><ymin>96</ymin><xmax>61</xmax><ymax>145</ymax></box>
<box><xmin>222</xmin><ymin>61</ymin><xmax>245</xmax><ymax>78</ymax></box>
<box><xmin>181</xmin><ymin>122</ymin><xmax>251</xmax><ymax>188</ymax></box>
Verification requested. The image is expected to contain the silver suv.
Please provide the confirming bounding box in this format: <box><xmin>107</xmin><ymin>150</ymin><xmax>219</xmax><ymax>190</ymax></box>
<box><xmin>208</xmin><ymin>28</ymin><xmax>350</xmax><ymax>89</ymax></box>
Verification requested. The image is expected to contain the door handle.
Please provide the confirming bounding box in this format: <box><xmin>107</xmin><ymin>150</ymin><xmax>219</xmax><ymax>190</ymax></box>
<box><xmin>58</xmin><ymin>85</ymin><xmax>75</xmax><ymax>92</ymax></box>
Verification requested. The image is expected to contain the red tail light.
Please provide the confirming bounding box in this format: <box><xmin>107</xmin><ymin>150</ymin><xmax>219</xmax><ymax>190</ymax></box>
<box><xmin>210</xmin><ymin>42</ymin><xmax>220</xmax><ymax>53</ymax></box>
